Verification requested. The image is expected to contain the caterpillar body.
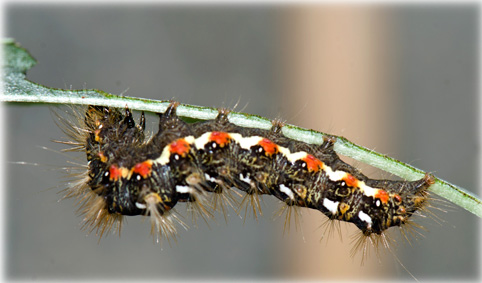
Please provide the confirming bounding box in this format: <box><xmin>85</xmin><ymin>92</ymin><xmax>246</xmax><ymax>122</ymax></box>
<box><xmin>58</xmin><ymin>101</ymin><xmax>434</xmax><ymax>252</ymax></box>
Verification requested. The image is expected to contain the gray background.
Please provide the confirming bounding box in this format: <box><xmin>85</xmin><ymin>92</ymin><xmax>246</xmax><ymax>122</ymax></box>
<box><xmin>5</xmin><ymin>4</ymin><xmax>479</xmax><ymax>280</ymax></box>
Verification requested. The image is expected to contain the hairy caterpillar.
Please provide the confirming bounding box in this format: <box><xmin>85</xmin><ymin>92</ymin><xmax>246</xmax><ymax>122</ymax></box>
<box><xmin>56</xmin><ymin>101</ymin><xmax>435</xmax><ymax>258</ymax></box>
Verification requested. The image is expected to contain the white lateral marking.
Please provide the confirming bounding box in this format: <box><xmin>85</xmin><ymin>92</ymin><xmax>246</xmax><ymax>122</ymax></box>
<box><xmin>239</xmin><ymin>173</ymin><xmax>252</xmax><ymax>184</ymax></box>
<box><xmin>135</xmin><ymin>202</ymin><xmax>146</xmax><ymax>209</ymax></box>
<box><xmin>358</xmin><ymin>211</ymin><xmax>372</xmax><ymax>225</ymax></box>
<box><xmin>204</xmin><ymin>173</ymin><xmax>218</xmax><ymax>183</ymax></box>
<box><xmin>279</xmin><ymin>184</ymin><xmax>294</xmax><ymax>200</ymax></box>
<box><xmin>323</xmin><ymin>198</ymin><xmax>339</xmax><ymax>214</ymax></box>
<box><xmin>176</xmin><ymin>185</ymin><xmax>192</xmax><ymax>194</ymax></box>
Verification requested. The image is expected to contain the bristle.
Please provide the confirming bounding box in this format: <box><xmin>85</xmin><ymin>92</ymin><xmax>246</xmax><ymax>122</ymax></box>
<box><xmin>350</xmin><ymin>231</ymin><xmax>390</xmax><ymax>265</ymax></box>
<box><xmin>144</xmin><ymin>194</ymin><xmax>183</xmax><ymax>246</ymax></box>
<box><xmin>237</xmin><ymin>190</ymin><xmax>263</xmax><ymax>223</ymax></box>
<box><xmin>317</xmin><ymin>217</ymin><xmax>343</xmax><ymax>244</ymax></box>
<box><xmin>275</xmin><ymin>202</ymin><xmax>303</xmax><ymax>235</ymax></box>
<box><xmin>211</xmin><ymin>186</ymin><xmax>241</xmax><ymax>224</ymax></box>
<box><xmin>80</xmin><ymin>193</ymin><xmax>124</xmax><ymax>239</ymax></box>
<box><xmin>185</xmin><ymin>191</ymin><xmax>214</xmax><ymax>228</ymax></box>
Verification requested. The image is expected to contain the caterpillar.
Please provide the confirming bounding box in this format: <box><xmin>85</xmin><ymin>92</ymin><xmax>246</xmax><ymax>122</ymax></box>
<box><xmin>57</xmin><ymin>101</ymin><xmax>435</xmax><ymax>257</ymax></box>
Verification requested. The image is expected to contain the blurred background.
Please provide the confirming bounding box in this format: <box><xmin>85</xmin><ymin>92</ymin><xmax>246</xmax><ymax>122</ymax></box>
<box><xmin>5</xmin><ymin>3</ymin><xmax>479</xmax><ymax>280</ymax></box>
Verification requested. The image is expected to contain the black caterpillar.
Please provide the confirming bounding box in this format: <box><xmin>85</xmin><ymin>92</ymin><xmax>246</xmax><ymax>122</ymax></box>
<box><xmin>59</xmin><ymin>101</ymin><xmax>434</xmax><ymax>249</ymax></box>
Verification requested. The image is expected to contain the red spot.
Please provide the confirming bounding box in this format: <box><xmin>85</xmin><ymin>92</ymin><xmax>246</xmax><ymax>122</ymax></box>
<box><xmin>303</xmin><ymin>154</ymin><xmax>324</xmax><ymax>172</ymax></box>
<box><xmin>210</xmin><ymin>131</ymin><xmax>231</xmax><ymax>147</ymax></box>
<box><xmin>109</xmin><ymin>164</ymin><xmax>122</xmax><ymax>181</ymax></box>
<box><xmin>169</xmin><ymin>139</ymin><xmax>191</xmax><ymax>156</ymax></box>
<box><xmin>375</xmin><ymin>190</ymin><xmax>390</xmax><ymax>204</ymax></box>
<box><xmin>133</xmin><ymin>161</ymin><xmax>152</xmax><ymax>178</ymax></box>
<box><xmin>343</xmin><ymin>174</ymin><xmax>358</xmax><ymax>187</ymax></box>
<box><xmin>258</xmin><ymin>138</ymin><xmax>278</xmax><ymax>155</ymax></box>
<box><xmin>394</xmin><ymin>194</ymin><xmax>402</xmax><ymax>203</ymax></box>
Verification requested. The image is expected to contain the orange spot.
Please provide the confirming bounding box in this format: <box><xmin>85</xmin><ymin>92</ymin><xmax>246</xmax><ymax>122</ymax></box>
<box><xmin>393</xmin><ymin>194</ymin><xmax>402</xmax><ymax>203</ymax></box>
<box><xmin>258</xmin><ymin>138</ymin><xmax>279</xmax><ymax>155</ymax></box>
<box><xmin>133</xmin><ymin>160</ymin><xmax>152</xmax><ymax>178</ymax></box>
<box><xmin>169</xmin><ymin>139</ymin><xmax>191</xmax><ymax>156</ymax></box>
<box><xmin>109</xmin><ymin>164</ymin><xmax>122</xmax><ymax>181</ymax></box>
<box><xmin>343</xmin><ymin>174</ymin><xmax>358</xmax><ymax>187</ymax></box>
<box><xmin>303</xmin><ymin>154</ymin><xmax>324</xmax><ymax>172</ymax></box>
<box><xmin>375</xmin><ymin>190</ymin><xmax>390</xmax><ymax>204</ymax></box>
<box><xmin>210</xmin><ymin>131</ymin><xmax>231</xmax><ymax>147</ymax></box>
<box><xmin>98</xmin><ymin>152</ymin><xmax>108</xmax><ymax>163</ymax></box>
<box><xmin>94</xmin><ymin>129</ymin><xmax>101</xmax><ymax>142</ymax></box>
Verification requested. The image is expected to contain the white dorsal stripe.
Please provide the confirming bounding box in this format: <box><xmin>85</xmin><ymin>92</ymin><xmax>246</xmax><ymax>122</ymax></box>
<box><xmin>184</xmin><ymin>136</ymin><xmax>195</xmax><ymax>144</ymax></box>
<box><xmin>357</xmin><ymin>182</ymin><xmax>378</xmax><ymax>197</ymax></box>
<box><xmin>154</xmin><ymin>136</ymin><xmax>196</xmax><ymax>166</ymax></box>
<box><xmin>286</xmin><ymin>151</ymin><xmax>308</xmax><ymax>163</ymax></box>
<box><xmin>156</xmin><ymin>145</ymin><xmax>171</xmax><ymax>165</ymax></box>
<box><xmin>152</xmin><ymin>131</ymin><xmax>380</xmax><ymax>201</ymax></box>
<box><xmin>323</xmin><ymin>166</ymin><xmax>379</xmax><ymax>197</ymax></box>
<box><xmin>194</xmin><ymin>132</ymin><xmax>212</xmax><ymax>149</ymax></box>
<box><xmin>236</xmin><ymin>135</ymin><xmax>264</xmax><ymax>150</ymax></box>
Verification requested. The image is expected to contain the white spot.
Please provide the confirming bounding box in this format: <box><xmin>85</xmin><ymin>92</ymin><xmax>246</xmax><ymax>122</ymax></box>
<box><xmin>239</xmin><ymin>173</ymin><xmax>252</xmax><ymax>184</ymax></box>
<box><xmin>323</xmin><ymin>198</ymin><xmax>339</xmax><ymax>214</ymax></box>
<box><xmin>176</xmin><ymin>185</ymin><xmax>192</xmax><ymax>194</ymax></box>
<box><xmin>375</xmin><ymin>200</ymin><xmax>381</xmax><ymax>207</ymax></box>
<box><xmin>358</xmin><ymin>211</ymin><xmax>372</xmax><ymax>225</ymax></box>
<box><xmin>174</xmin><ymin>154</ymin><xmax>180</xmax><ymax>160</ymax></box>
<box><xmin>279</xmin><ymin>184</ymin><xmax>294</xmax><ymax>200</ymax></box>
<box><xmin>136</xmin><ymin>175</ymin><xmax>141</xmax><ymax>181</ymax></box>
<box><xmin>104</xmin><ymin>172</ymin><xmax>109</xmax><ymax>177</ymax></box>
<box><xmin>135</xmin><ymin>202</ymin><xmax>146</xmax><ymax>209</ymax></box>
